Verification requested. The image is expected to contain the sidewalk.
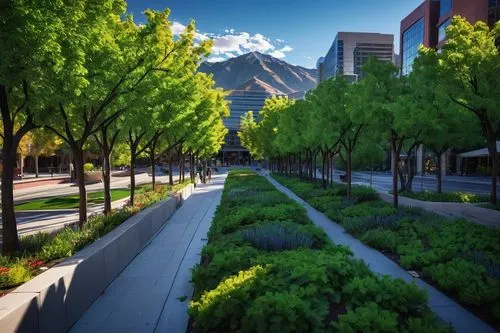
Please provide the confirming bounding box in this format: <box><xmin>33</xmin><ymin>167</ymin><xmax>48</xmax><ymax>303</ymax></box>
<box><xmin>70</xmin><ymin>174</ymin><xmax>226</xmax><ymax>333</ymax></box>
<box><xmin>378</xmin><ymin>192</ymin><xmax>500</xmax><ymax>229</ymax></box>
<box><xmin>265</xmin><ymin>174</ymin><xmax>498</xmax><ymax>333</ymax></box>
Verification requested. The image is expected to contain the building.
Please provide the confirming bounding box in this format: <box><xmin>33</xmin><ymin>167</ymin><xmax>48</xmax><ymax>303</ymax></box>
<box><xmin>400</xmin><ymin>0</ymin><xmax>500</xmax><ymax>76</ymax></box>
<box><xmin>218</xmin><ymin>77</ymin><xmax>287</xmax><ymax>165</ymax></box>
<box><xmin>322</xmin><ymin>32</ymin><xmax>395</xmax><ymax>82</ymax></box>
<box><xmin>316</xmin><ymin>57</ymin><xmax>325</xmax><ymax>84</ymax></box>
<box><xmin>400</xmin><ymin>0</ymin><xmax>500</xmax><ymax>176</ymax></box>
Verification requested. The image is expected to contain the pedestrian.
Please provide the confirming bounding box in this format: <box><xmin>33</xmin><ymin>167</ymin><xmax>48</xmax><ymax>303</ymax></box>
<box><xmin>207</xmin><ymin>167</ymin><xmax>212</xmax><ymax>182</ymax></box>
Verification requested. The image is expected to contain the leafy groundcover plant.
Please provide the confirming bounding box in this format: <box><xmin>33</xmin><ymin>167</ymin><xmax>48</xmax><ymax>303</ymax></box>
<box><xmin>398</xmin><ymin>191</ymin><xmax>489</xmax><ymax>203</ymax></box>
<box><xmin>188</xmin><ymin>170</ymin><xmax>449</xmax><ymax>333</ymax></box>
<box><xmin>0</xmin><ymin>181</ymin><xmax>192</xmax><ymax>295</ymax></box>
<box><xmin>272</xmin><ymin>173</ymin><xmax>500</xmax><ymax>330</ymax></box>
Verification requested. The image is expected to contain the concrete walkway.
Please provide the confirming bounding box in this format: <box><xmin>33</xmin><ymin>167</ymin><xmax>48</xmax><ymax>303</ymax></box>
<box><xmin>70</xmin><ymin>173</ymin><xmax>226</xmax><ymax>333</ymax></box>
<box><xmin>265</xmin><ymin>174</ymin><xmax>498</xmax><ymax>333</ymax></box>
<box><xmin>378</xmin><ymin>192</ymin><xmax>500</xmax><ymax>229</ymax></box>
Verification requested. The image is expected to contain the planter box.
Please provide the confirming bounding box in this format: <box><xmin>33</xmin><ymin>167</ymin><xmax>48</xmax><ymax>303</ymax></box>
<box><xmin>84</xmin><ymin>171</ymin><xmax>102</xmax><ymax>184</ymax></box>
<box><xmin>0</xmin><ymin>183</ymin><xmax>195</xmax><ymax>333</ymax></box>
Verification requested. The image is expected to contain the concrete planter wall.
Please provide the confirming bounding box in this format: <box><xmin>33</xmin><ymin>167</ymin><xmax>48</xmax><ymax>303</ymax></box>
<box><xmin>0</xmin><ymin>183</ymin><xmax>195</xmax><ymax>333</ymax></box>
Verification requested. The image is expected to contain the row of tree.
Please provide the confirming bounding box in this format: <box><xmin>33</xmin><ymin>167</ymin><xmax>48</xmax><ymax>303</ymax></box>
<box><xmin>1</xmin><ymin>1</ymin><xmax>229</xmax><ymax>253</ymax></box>
<box><xmin>239</xmin><ymin>17</ymin><xmax>499</xmax><ymax>207</ymax></box>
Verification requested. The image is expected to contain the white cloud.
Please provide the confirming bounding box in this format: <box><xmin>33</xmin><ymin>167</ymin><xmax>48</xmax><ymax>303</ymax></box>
<box><xmin>172</xmin><ymin>21</ymin><xmax>291</xmax><ymax>62</ymax></box>
<box><xmin>206</xmin><ymin>56</ymin><xmax>227</xmax><ymax>63</ymax></box>
<box><xmin>172</xmin><ymin>21</ymin><xmax>209</xmax><ymax>41</ymax></box>
<box><xmin>269</xmin><ymin>50</ymin><xmax>286</xmax><ymax>59</ymax></box>
<box><xmin>171</xmin><ymin>21</ymin><xmax>187</xmax><ymax>36</ymax></box>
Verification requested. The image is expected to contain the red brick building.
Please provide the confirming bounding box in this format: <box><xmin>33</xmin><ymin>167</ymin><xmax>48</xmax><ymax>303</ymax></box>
<box><xmin>400</xmin><ymin>0</ymin><xmax>500</xmax><ymax>75</ymax></box>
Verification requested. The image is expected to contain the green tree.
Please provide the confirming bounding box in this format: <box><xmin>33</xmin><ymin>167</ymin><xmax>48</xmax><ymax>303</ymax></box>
<box><xmin>0</xmin><ymin>0</ymin><xmax>126</xmax><ymax>253</ymax></box>
<box><xmin>432</xmin><ymin>16</ymin><xmax>500</xmax><ymax>203</ymax></box>
<box><xmin>411</xmin><ymin>48</ymin><xmax>481</xmax><ymax>193</ymax></box>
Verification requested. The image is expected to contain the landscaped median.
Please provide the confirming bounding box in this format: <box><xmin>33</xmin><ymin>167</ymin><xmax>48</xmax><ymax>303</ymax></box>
<box><xmin>188</xmin><ymin>170</ymin><xmax>448</xmax><ymax>332</ymax></box>
<box><xmin>0</xmin><ymin>180</ymin><xmax>194</xmax><ymax>333</ymax></box>
<box><xmin>272</xmin><ymin>173</ymin><xmax>500</xmax><ymax>331</ymax></box>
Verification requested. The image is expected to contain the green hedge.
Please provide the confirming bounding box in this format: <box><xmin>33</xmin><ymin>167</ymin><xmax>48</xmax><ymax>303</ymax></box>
<box><xmin>272</xmin><ymin>173</ymin><xmax>500</xmax><ymax>329</ymax></box>
<box><xmin>188</xmin><ymin>170</ymin><xmax>448</xmax><ymax>332</ymax></box>
<box><xmin>0</xmin><ymin>181</ymin><xmax>192</xmax><ymax>291</ymax></box>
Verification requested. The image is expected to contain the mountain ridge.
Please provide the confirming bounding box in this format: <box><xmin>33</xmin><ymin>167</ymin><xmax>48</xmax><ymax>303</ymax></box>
<box><xmin>199</xmin><ymin>52</ymin><xmax>317</xmax><ymax>94</ymax></box>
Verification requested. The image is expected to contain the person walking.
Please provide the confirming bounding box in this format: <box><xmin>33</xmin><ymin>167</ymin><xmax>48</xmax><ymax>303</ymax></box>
<box><xmin>207</xmin><ymin>167</ymin><xmax>212</xmax><ymax>182</ymax></box>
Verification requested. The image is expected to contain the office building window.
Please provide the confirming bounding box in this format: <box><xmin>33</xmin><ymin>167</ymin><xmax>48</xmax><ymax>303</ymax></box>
<box><xmin>489</xmin><ymin>0</ymin><xmax>498</xmax><ymax>8</ymax></box>
<box><xmin>438</xmin><ymin>18</ymin><xmax>451</xmax><ymax>42</ymax></box>
<box><xmin>440</xmin><ymin>0</ymin><xmax>453</xmax><ymax>17</ymax></box>
<box><xmin>402</xmin><ymin>17</ymin><xmax>424</xmax><ymax>76</ymax></box>
<box><xmin>337</xmin><ymin>40</ymin><xmax>344</xmax><ymax>75</ymax></box>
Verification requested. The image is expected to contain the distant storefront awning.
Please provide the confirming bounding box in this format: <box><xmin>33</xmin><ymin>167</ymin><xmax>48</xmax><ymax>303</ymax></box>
<box><xmin>459</xmin><ymin>141</ymin><xmax>500</xmax><ymax>158</ymax></box>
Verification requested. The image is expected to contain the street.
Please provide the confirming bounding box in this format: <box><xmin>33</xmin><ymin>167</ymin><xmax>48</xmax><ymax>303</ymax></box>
<box><xmin>0</xmin><ymin>171</ymin><xmax>188</xmax><ymax>238</ymax></box>
<box><xmin>348</xmin><ymin>171</ymin><xmax>498</xmax><ymax>195</ymax></box>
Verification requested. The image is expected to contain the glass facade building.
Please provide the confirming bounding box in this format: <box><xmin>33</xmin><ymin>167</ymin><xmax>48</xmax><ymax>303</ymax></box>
<box><xmin>440</xmin><ymin>0</ymin><xmax>453</xmax><ymax>17</ymax></box>
<box><xmin>438</xmin><ymin>18</ymin><xmax>451</xmax><ymax>42</ymax></box>
<box><xmin>401</xmin><ymin>18</ymin><xmax>424</xmax><ymax>76</ymax></box>
<box><xmin>323</xmin><ymin>32</ymin><xmax>394</xmax><ymax>82</ymax></box>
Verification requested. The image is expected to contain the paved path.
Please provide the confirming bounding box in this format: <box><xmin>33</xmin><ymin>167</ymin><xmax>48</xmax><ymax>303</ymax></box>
<box><xmin>265</xmin><ymin>174</ymin><xmax>498</xmax><ymax>333</ymax></box>
<box><xmin>70</xmin><ymin>173</ymin><xmax>226</xmax><ymax>333</ymax></box>
<box><xmin>379</xmin><ymin>192</ymin><xmax>500</xmax><ymax>228</ymax></box>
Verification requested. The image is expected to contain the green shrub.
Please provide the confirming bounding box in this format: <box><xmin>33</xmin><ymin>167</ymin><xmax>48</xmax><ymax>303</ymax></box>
<box><xmin>351</xmin><ymin>185</ymin><xmax>378</xmax><ymax>203</ymax></box>
<box><xmin>361</xmin><ymin>229</ymin><xmax>401</xmax><ymax>252</ymax></box>
<box><xmin>83</xmin><ymin>163</ymin><xmax>95</xmax><ymax>172</ymax></box>
<box><xmin>190</xmin><ymin>171</ymin><xmax>446</xmax><ymax>332</ymax></box>
<box><xmin>192</xmin><ymin>245</ymin><xmax>260</xmax><ymax>295</ymax></box>
<box><xmin>423</xmin><ymin>258</ymin><xmax>500</xmax><ymax>306</ymax></box>
<box><xmin>308</xmin><ymin>195</ymin><xmax>341</xmax><ymax>211</ymax></box>
<box><xmin>493</xmin><ymin>302</ymin><xmax>500</xmax><ymax>320</ymax></box>
<box><xmin>242</xmin><ymin>291</ymin><xmax>325</xmax><ymax>333</ymax></box>
<box><xmin>343</xmin><ymin>276</ymin><xmax>427</xmax><ymax>314</ymax></box>
<box><xmin>339</xmin><ymin>201</ymin><xmax>395</xmax><ymax>221</ymax></box>
<box><xmin>333</xmin><ymin>302</ymin><xmax>398</xmax><ymax>332</ymax></box>
<box><xmin>400</xmin><ymin>191</ymin><xmax>489</xmax><ymax>203</ymax></box>
<box><xmin>189</xmin><ymin>266</ymin><xmax>266</xmax><ymax>331</ymax></box>
<box><xmin>19</xmin><ymin>232</ymin><xmax>54</xmax><ymax>256</ymax></box>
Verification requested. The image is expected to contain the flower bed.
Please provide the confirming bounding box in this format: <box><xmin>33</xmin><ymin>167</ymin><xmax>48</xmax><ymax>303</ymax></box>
<box><xmin>0</xmin><ymin>181</ymin><xmax>192</xmax><ymax>295</ymax></box>
<box><xmin>272</xmin><ymin>173</ymin><xmax>500</xmax><ymax>330</ymax></box>
<box><xmin>188</xmin><ymin>170</ymin><xmax>447</xmax><ymax>332</ymax></box>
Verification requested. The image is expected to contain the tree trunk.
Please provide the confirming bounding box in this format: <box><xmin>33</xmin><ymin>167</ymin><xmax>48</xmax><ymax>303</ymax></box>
<box><xmin>391</xmin><ymin>137</ymin><xmax>400</xmax><ymax>208</ymax></box>
<box><xmin>487</xmin><ymin>137</ymin><xmax>498</xmax><ymax>204</ymax></box>
<box><xmin>436</xmin><ymin>151</ymin><xmax>443</xmax><ymax>194</ymax></box>
<box><xmin>346</xmin><ymin>148</ymin><xmax>352</xmax><ymax>198</ymax></box>
<box><xmin>73</xmin><ymin>148</ymin><xmax>87</xmax><ymax>227</ymax></box>
<box><xmin>35</xmin><ymin>156</ymin><xmax>39</xmax><ymax>178</ymax></box>
<box><xmin>168</xmin><ymin>153</ymin><xmax>173</xmax><ymax>186</ymax></box>
<box><xmin>1</xmin><ymin>154</ymin><xmax>19</xmax><ymax>254</ymax></box>
<box><xmin>129</xmin><ymin>150</ymin><xmax>137</xmax><ymax>207</ymax></box>
<box><xmin>150</xmin><ymin>149</ymin><xmax>156</xmax><ymax>189</ymax></box>
<box><xmin>102</xmin><ymin>145</ymin><xmax>112</xmax><ymax>215</ymax></box>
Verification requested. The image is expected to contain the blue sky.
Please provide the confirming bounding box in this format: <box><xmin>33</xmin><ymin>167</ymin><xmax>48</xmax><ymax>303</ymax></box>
<box><xmin>126</xmin><ymin>0</ymin><xmax>423</xmax><ymax>68</ymax></box>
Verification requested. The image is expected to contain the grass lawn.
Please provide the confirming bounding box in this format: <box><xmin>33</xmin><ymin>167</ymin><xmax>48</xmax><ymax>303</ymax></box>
<box><xmin>15</xmin><ymin>189</ymin><xmax>130</xmax><ymax>211</ymax></box>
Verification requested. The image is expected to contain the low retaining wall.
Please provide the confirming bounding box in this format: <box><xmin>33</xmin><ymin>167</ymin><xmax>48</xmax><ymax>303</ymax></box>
<box><xmin>0</xmin><ymin>183</ymin><xmax>195</xmax><ymax>333</ymax></box>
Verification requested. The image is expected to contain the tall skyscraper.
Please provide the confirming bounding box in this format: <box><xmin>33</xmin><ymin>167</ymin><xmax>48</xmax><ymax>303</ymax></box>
<box><xmin>322</xmin><ymin>32</ymin><xmax>394</xmax><ymax>82</ymax></box>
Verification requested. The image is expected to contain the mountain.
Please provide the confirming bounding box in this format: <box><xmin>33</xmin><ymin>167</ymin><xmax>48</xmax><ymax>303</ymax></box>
<box><xmin>199</xmin><ymin>52</ymin><xmax>317</xmax><ymax>94</ymax></box>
